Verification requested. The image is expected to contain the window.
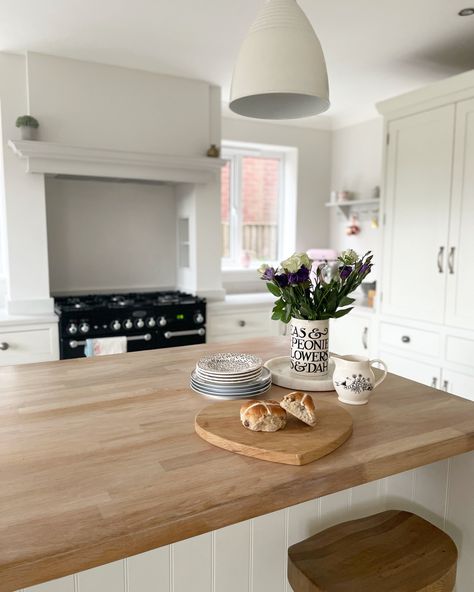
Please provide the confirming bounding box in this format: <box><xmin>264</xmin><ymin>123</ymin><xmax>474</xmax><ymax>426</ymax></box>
<box><xmin>221</xmin><ymin>145</ymin><xmax>286</xmax><ymax>269</ymax></box>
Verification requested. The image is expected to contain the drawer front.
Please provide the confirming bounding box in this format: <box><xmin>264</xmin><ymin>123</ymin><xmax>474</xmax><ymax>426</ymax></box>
<box><xmin>207</xmin><ymin>310</ymin><xmax>274</xmax><ymax>343</ymax></box>
<box><xmin>0</xmin><ymin>324</ymin><xmax>59</xmax><ymax>366</ymax></box>
<box><xmin>446</xmin><ymin>335</ymin><xmax>474</xmax><ymax>370</ymax></box>
<box><xmin>442</xmin><ymin>368</ymin><xmax>474</xmax><ymax>401</ymax></box>
<box><xmin>379</xmin><ymin>349</ymin><xmax>441</xmax><ymax>389</ymax></box>
<box><xmin>379</xmin><ymin>322</ymin><xmax>440</xmax><ymax>358</ymax></box>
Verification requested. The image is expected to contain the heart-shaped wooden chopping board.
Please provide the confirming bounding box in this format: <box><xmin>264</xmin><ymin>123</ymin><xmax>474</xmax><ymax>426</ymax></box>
<box><xmin>195</xmin><ymin>399</ymin><xmax>353</xmax><ymax>465</ymax></box>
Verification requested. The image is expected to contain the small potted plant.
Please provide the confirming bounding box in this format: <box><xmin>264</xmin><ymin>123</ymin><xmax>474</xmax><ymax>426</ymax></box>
<box><xmin>15</xmin><ymin>115</ymin><xmax>39</xmax><ymax>140</ymax></box>
<box><xmin>258</xmin><ymin>249</ymin><xmax>373</xmax><ymax>377</ymax></box>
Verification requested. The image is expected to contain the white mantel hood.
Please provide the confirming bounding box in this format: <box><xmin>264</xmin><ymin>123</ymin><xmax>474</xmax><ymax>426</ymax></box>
<box><xmin>8</xmin><ymin>140</ymin><xmax>225</xmax><ymax>184</ymax></box>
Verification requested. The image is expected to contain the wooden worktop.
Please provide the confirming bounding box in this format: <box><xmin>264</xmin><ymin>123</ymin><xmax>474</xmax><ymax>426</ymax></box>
<box><xmin>1</xmin><ymin>338</ymin><xmax>474</xmax><ymax>592</ymax></box>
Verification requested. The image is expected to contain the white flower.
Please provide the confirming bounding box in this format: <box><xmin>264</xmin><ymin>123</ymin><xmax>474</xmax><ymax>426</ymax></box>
<box><xmin>280</xmin><ymin>252</ymin><xmax>312</xmax><ymax>273</ymax></box>
<box><xmin>339</xmin><ymin>249</ymin><xmax>359</xmax><ymax>265</ymax></box>
<box><xmin>257</xmin><ymin>263</ymin><xmax>270</xmax><ymax>275</ymax></box>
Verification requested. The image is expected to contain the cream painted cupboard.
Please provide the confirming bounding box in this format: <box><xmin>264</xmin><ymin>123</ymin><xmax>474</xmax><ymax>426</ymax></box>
<box><xmin>377</xmin><ymin>70</ymin><xmax>474</xmax><ymax>401</ymax></box>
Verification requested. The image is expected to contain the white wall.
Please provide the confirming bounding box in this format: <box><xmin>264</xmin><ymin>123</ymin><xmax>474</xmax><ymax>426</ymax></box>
<box><xmin>222</xmin><ymin>117</ymin><xmax>332</xmax><ymax>254</ymax></box>
<box><xmin>26</xmin><ymin>52</ymin><xmax>213</xmax><ymax>156</ymax></box>
<box><xmin>0</xmin><ymin>52</ymin><xmax>222</xmax><ymax>311</ymax></box>
<box><xmin>329</xmin><ymin>118</ymin><xmax>383</xmax><ymax>279</ymax></box>
<box><xmin>46</xmin><ymin>178</ymin><xmax>176</xmax><ymax>294</ymax></box>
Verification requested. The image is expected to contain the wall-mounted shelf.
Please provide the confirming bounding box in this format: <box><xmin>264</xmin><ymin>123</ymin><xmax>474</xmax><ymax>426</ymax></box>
<box><xmin>325</xmin><ymin>198</ymin><xmax>380</xmax><ymax>219</ymax></box>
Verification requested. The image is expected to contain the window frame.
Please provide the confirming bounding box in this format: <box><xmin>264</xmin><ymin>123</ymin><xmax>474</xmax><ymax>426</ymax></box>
<box><xmin>221</xmin><ymin>144</ymin><xmax>287</xmax><ymax>271</ymax></box>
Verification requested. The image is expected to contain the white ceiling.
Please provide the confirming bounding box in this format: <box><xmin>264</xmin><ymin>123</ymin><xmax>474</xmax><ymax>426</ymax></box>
<box><xmin>1</xmin><ymin>0</ymin><xmax>473</xmax><ymax>129</ymax></box>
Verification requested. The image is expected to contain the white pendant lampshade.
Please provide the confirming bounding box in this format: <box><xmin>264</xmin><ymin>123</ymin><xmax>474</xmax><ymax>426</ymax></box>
<box><xmin>230</xmin><ymin>0</ymin><xmax>330</xmax><ymax>120</ymax></box>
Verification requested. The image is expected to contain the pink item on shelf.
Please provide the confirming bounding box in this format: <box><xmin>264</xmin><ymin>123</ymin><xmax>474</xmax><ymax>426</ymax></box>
<box><xmin>306</xmin><ymin>249</ymin><xmax>338</xmax><ymax>262</ymax></box>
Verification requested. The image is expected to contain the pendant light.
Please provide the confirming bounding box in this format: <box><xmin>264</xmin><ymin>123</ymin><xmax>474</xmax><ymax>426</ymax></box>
<box><xmin>230</xmin><ymin>0</ymin><xmax>330</xmax><ymax>120</ymax></box>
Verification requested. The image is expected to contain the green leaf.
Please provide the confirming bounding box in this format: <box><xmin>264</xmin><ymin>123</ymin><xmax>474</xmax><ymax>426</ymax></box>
<box><xmin>271</xmin><ymin>311</ymin><xmax>282</xmax><ymax>321</ymax></box>
<box><xmin>282</xmin><ymin>303</ymin><xmax>292</xmax><ymax>324</ymax></box>
<box><xmin>339</xmin><ymin>296</ymin><xmax>356</xmax><ymax>307</ymax></box>
<box><xmin>334</xmin><ymin>307</ymin><xmax>353</xmax><ymax>318</ymax></box>
<box><xmin>266</xmin><ymin>282</ymin><xmax>281</xmax><ymax>297</ymax></box>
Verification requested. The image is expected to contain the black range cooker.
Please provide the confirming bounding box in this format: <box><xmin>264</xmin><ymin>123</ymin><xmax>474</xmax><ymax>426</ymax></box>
<box><xmin>54</xmin><ymin>291</ymin><xmax>206</xmax><ymax>359</ymax></box>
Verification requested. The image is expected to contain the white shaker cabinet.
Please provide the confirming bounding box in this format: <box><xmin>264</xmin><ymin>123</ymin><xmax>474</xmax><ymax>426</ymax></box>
<box><xmin>445</xmin><ymin>97</ymin><xmax>474</xmax><ymax>331</ymax></box>
<box><xmin>382</xmin><ymin>105</ymin><xmax>455</xmax><ymax>324</ymax></box>
<box><xmin>379</xmin><ymin>349</ymin><xmax>441</xmax><ymax>389</ymax></box>
<box><xmin>330</xmin><ymin>310</ymin><xmax>374</xmax><ymax>358</ymax></box>
<box><xmin>441</xmin><ymin>368</ymin><xmax>474</xmax><ymax>401</ymax></box>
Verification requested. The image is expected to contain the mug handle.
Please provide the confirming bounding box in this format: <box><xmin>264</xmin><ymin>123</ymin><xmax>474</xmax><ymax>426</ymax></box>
<box><xmin>370</xmin><ymin>359</ymin><xmax>388</xmax><ymax>388</ymax></box>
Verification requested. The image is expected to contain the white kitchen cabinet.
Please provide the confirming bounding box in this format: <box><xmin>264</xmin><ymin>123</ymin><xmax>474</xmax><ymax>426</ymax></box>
<box><xmin>382</xmin><ymin>105</ymin><xmax>455</xmax><ymax>324</ymax></box>
<box><xmin>445</xmin><ymin>97</ymin><xmax>474</xmax><ymax>331</ymax></box>
<box><xmin>0</xmin><ymin>322</ymin><xmax>59</xmax><ymax>366</ymax></box>
<box><xmin>379</xmin><ymin>349</ymin><xmax>441</xmax><ymax>389</ymax></box>
<box><xmin>206</xmin><ymin>296</ymin><xmax>281</xmax><ymax>344</ymax></box>
<box><xmin>330</xmin><ymin>311</ymin><xmax>373</xmax><ymax>357</ymax></box>
<box><xmin>441</xmin><ymin>368</ymin><xmax>474</xmax><ymax>401</ymax></box>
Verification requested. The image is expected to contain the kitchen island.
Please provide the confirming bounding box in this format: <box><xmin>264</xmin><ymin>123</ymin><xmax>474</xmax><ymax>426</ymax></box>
<box><xmin>1</xmin><ymin>337</ymin><xmax>474</xmax><ymax>592</ymax></box>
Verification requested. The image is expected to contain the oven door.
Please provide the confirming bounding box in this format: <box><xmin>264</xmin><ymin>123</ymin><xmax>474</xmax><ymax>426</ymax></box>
<box><xmin>156</xmin><ymin>327</ymin><xmax>206</xmax><ymax>349</ymax></box>
<box><xmin>60</xmin><ymin>332</ymin><xmax>158</xmax><ymax>359</ymax></box>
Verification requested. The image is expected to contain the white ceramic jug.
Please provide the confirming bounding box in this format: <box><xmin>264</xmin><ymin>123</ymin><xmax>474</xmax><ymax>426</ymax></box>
<box><xmin>332</xmin><ymin>355</ymin><xmax>388</xmax><ymax>405</ymax></box>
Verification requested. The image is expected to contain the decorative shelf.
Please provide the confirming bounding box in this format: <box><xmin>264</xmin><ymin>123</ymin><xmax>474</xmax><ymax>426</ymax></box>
<box><xmin>325</xmin><ymin>199</ymin><xmax>380</xmax><ymax>219</ymax></box>
<box><xmin>8</xmin><ymin>140</ymin><xmax>226</xmax><ymax>185</ymax></box>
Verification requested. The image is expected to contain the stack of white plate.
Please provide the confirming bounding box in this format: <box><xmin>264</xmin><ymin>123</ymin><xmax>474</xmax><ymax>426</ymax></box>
<box><xmin>191</xmin><ymin>353</ymin><xmax>272</xmax><ymax>399</ymax></box>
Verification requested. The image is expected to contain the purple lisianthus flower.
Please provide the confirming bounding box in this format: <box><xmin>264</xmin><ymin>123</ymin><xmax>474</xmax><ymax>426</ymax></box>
<box><xmin>288</xmin><ymin>272</ymin><xmax>298</xmax><ymax>284</ymax></box>
<box><xmin>340</xmin><ymin>265</ymin><xmax>352</xmax><ymax>280</ymax></box>
<box><xmin>296</xmin><ymin>266</ymin><xmax>310</xmax><ymax>282</ymax></box>
<box><xmin>263</xmin><ymin>267</ymin><xmax>276</xmax><ymax>280</ymax></box>
<box><xmin>359</xmin><ymin>263</ymin><xmax>371</xmax><ymax>276</ymax></box>
<box><xmin>275</xmin><ymin>273</ymin><xmax>289</xmax><ymax>288</ymax></box>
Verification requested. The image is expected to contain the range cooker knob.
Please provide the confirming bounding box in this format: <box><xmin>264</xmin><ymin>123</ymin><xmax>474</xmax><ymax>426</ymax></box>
<box><xmin>123</xmin><ymin>319</ymin><xmax>133</xmax><ymax>330</ymax></box>
<box><xmin>110</xmin><ymin>320</ymin><xmax>121</xmax><ymax>332</ymax></box>
<box><xmin>158</xmin><ymin>316</ymin><xmax>167</xmax><ymax>327</ymax></box>
<box><xmin>194</xmin><ymin>312</ymin><xmax>204</xmax><ymax>324</ymax></box>
<box><xmin>147</xmin><ymin>317</ymin><xmax>156</xmax><ymax>328</ymax></box>
<box><xmin>79</xmin><ymin>322</ymin><xmax>90</xmax><ymax>334</ymax></box>
<box><xmin>67</xmin><ymin>323</ymin><xmax>78</xmax><ymax>335</ymax></box>
<box><xmin>135</xmin><ymin>318</ymin><xmax>145</xmax><ymax>329</ymax></box>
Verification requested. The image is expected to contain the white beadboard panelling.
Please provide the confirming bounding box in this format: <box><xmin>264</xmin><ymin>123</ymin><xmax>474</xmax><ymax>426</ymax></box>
<box><xmin>172</xmin><ymin>533</ymin><xmax>212</xmax><ymax>592</ymax></box>
<box><xmin>252</xmin><ymin>509</ymin><xmax>287</xmax><ymax>592</ymax></box>
<box><xmin>77</xmin><ymin>560</ymin><xmax>125</xmax><ymax>592</ymax></box>
<box><xmin>446</xmin><ymin>451</ymin><xmax>474</xmax><ymax>592</ymax></box>
<box><xmin>127</xmin><ymin>547</ymin><xmax>170</xmax><ymax>592</ymax></box>
<box><xmin>412</xmin><ymin>460</ymin><xmax>449</xmax><ymax>529</ymax></box>
<box><xmin>349</xmin><ymin>481</ymin><xmax>383</xmax><ymax>520</ymax></box>
<box><xmin>24</xmin><ymin>576</ymin><xmax>74</xmax><ymax>592</ymax></box>
<box><xmin>214</xmin><ymin>521</ymin><xmax>251</xmax><ymax>592</ymax></box>
<box><xmin>384</xmin><ymin>469</ymin><xmax>416</xmax><ymax>511</ymax></box>
<box><xmin>287</xmin><ymin>499</ymin><xmax>319</xmax><ymax>546</ymax></box>
<box><xmin>318</xmin><ymin>488</ymin><xmax>351</xmax><ymax>531</ymax></box>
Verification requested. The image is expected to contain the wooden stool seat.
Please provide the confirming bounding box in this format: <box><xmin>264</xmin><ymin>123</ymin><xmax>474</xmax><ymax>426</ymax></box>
<box><xmin>288</xmin><ymin>510</ymin><xmax>457</xmax><ymax>592</ymax></box>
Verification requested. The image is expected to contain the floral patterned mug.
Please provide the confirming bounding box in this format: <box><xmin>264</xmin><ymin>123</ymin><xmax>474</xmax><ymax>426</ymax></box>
<box><xmin>332</xmin><ymin>354</ymin><xmax>388</xmax><ymax>405</ymax></box>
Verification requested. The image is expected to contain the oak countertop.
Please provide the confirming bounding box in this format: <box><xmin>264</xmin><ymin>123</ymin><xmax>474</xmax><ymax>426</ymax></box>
<box><xmin>1</xmin><ymin>337</ymin><xmax>474</xmax><ymax>591</ymax></box>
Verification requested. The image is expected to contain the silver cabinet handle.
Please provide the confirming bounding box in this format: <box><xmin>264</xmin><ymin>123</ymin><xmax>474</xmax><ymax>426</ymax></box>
<box><xmin>431</xmin><ymin>377</ymin><xmax>438</xmax><ymax>388</ymax></box>
<box><xmin>437</xmin><ymin>246</ymin><xmax>445</xmax><ymax>273</ymax></box>
<box><xmin>238</xmin><ymin>320</ymin><xmax>246</xmax><ymax>327</ymax></box>
<box><xmin>401</xmin><ymin>335</ymin><xmax>411</xmax><ymax>343</ymax></box>
<box><xmin>361</xmin><ymin>327</ymin><xmax>368</xmax><ymax>350</ymax></box>
<box><xmin>164</xmin><ymin>328</ymin><xmax>205</xmax><ymax>339</ymax></box>
<box><xmin>69</xmin><ymin>334</ymin><xmax>152</xmax><ymax>348</ymax></box>
<box><xmin>448</xmin><ymin>247</ymin><xmax>456</xmax><ymax>274</ymax></box>
<box><xmin>0</xmin><ymin>342</ymin><xmax>9</xmax><ymax>351</ymax></box>
<box><xmin>443</xmin><ymin>380</ymin><xmax>449</xmax><ymax>392</ymax></box>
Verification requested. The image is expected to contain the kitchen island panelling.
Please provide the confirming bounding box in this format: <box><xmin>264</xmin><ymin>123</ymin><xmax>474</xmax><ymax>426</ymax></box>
<box><xmin>2</xmin><ymin>337</ymin><xmax>474</xmax><ymax>592</ymax></box>
<box><xmin>14</xmin><ymin>455</ymin><xmax>474</xmax><ymax>592</ymax></box>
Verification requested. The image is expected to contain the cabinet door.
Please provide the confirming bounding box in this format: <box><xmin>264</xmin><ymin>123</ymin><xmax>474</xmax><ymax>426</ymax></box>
<box><xmin>446</xmin><ymin>97</ymin><xmax>474</xmax><ymax>330</ymax></box>
<box><xmin>379</xmin><ymin>349</ymin><xmax>441</xmax><ymax>389</ymax></box>
<box><xmin>441</xmin><ymin>368</ymin><xmax>474</xmax><ymax>402</ymax></box>
<box><xmin>330</xmin><ymin>314</ymin><xmax>371</xmax><ymax>357</ymax></box>
<box><xmin>382</xmin><ymin>105</ymin><xmax>455</xmax><ymax>323</ymax></box>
